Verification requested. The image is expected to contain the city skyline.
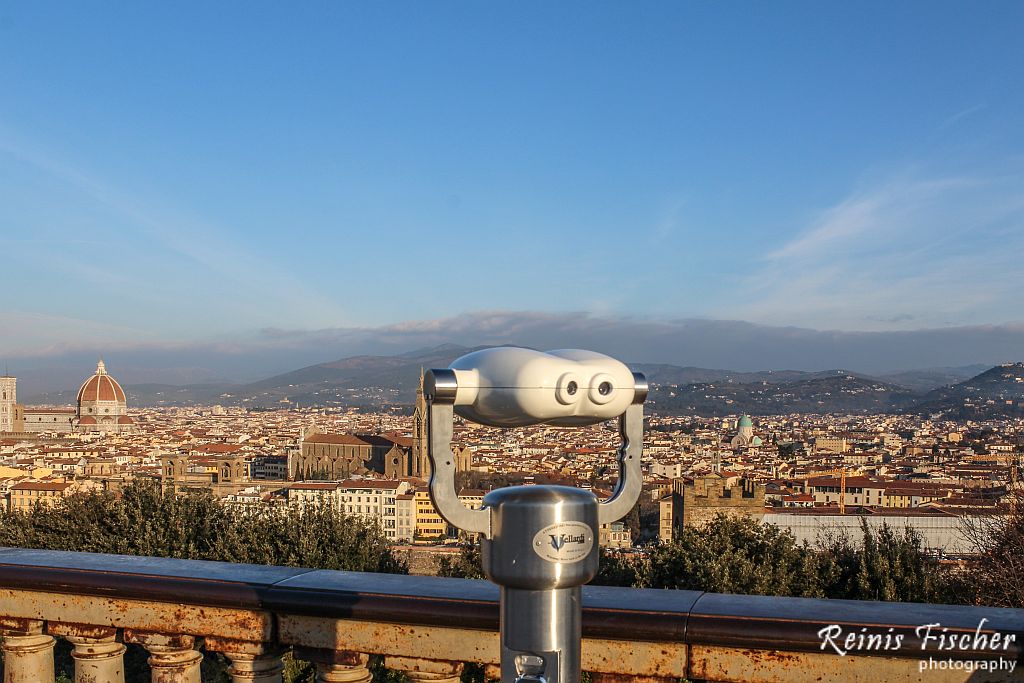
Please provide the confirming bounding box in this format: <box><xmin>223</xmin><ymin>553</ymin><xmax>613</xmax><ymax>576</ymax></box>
<box><xmin>3</xmin><ymin>2</ymin><xmax>1023</xmax><ymax>368</ymax></box>
<box><xmin>5</xmin><ymin>323</ymin><xmax>1024</xmax><ymax>402</ymax></box>
<box><xmin>5</xmin><ymin>313</ymin><xmax>1024</xmax><ymax>394</ymax></box>
<box><xmin>3</xmin><ymin>5</ymin><xmax>1024</xmax><ymax>673</ymax></box>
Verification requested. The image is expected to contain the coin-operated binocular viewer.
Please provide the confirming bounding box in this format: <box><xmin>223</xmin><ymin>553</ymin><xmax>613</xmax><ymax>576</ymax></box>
<box><xmin>424</xmin><ymin>348</ymin><xmax>647</xmax><ymax>683</ymax></box>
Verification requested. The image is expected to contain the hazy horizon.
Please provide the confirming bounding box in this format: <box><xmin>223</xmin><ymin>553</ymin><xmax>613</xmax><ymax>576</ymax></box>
<box><xmin>3</xmin><ymin>3</ymin><xmax>1022</xmax><ymax>395</ymax></box>
<box><xmin>8</xmin><ymin>311</ymin><xmax>1023</xmax><ymax>396</ymax></box>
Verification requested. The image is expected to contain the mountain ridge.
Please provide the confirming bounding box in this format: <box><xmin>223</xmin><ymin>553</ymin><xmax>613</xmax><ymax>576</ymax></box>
<box><xmin>22</xmin><ymin>346</ymin><xmax>1018</xmax><ymax>415</ymax></box>
<box><xmin>911</xmin><ymin>362</ymin><xmax>1024</xmax><ymax>419</ymax></box>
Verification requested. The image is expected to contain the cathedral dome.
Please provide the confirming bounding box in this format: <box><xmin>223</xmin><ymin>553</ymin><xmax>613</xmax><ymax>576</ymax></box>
<box><xmin>77</xmin><ymin>360</ymin><xmax>126</xmax><ymax>404</ymax></box>
<box><xmin>76</xmin><ymin>360</ymin><xmax>133</xmax><ymax>434</ymax></box>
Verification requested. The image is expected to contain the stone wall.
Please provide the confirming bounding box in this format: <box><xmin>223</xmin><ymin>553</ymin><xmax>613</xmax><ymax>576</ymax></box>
<box><xmin>667</xmin><ymin>474</ymin><xmax>766</xmax><ymax>538</ymax></box>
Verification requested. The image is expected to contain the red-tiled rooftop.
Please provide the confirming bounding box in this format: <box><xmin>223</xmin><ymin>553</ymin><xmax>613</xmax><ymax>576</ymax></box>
<box><xmin>289</xmin><ymin>482</ymin><xmax>341</xmax><ymax>490</ymax></box>
<box><xmin>193</xmin><ymin>444</ymin><xmax>243</xmax><ymax>454</ymax></box>
<box><xmin>11</xmin><ymin>481</ymin><xmax>73</xmax><ymax>491</ymax></box>
<box><xmin>337</xmin><ymin>479</ymin><xmax>403</xmax><ymax>490</ymax></box>
<box><xmin>303</xmin><ymin>433</ymin><xmax>373</xmax><ymax>446</ymax></box>
<box><xmin>805</xmin><ymin>475</ymin><xmax>878</xmax><ymax>487</ymax></box>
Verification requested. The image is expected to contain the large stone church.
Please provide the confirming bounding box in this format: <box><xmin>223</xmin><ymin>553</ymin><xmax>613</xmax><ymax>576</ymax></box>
<box><xmin>0</xmin><ymin>360</ymin><xmax>135</xmax><ymax>435</ymax></box>
<box><xmin>290</xmin><ymin>376</ymin><xmax>472</xmax><ymax>480</ymax></box>
<box><xmin>75</xmin><ymin>360</ymin><xmax>136</xmax><ymax>434</ymax></box>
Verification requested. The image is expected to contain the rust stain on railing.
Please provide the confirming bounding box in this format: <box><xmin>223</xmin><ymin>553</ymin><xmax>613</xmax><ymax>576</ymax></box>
<box><xmin>1</xmin><ymin>549</ymin><xmax>1022</xmax><ymax>683</ymax></box>
<box><xmin>0</xmin><ymin>589</ymin><xmax>273</xmax><ymax>642</ymax></box>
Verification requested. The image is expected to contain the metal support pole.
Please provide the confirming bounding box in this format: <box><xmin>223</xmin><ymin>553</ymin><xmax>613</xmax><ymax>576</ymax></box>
<box><xmin>501</xmin><ymin>587</ymin><xmax>581</xmax><ymax>683</ymax></box>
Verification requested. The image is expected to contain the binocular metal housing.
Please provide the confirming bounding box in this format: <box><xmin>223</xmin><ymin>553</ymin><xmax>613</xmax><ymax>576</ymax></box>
<box><xmin>424</xmin><ymin>348</ymin><xmax>647</xmax><ymax>683</ymax></box>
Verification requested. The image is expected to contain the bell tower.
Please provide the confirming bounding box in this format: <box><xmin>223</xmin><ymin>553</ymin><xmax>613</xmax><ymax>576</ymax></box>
<box><xmin>0</xmin><ymin>374</ymin><xmax>15</xmax><ymax>433</ymax></box>
<box><xmin>412</xmin><ymin>371</ymin><xmax>430</xmax><ymax>478</ymax></box>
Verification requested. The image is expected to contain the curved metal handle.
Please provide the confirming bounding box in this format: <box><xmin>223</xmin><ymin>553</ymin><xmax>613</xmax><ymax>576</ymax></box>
<box><xmin>424</xmin><ymin>369</ymin><xmax>646</xmax><ymax>535</ymax></box>
<box><xmin>425</xmin><ymin>370</ymin><xmax>491</xmax><ymax>538</ymax></box>
<box><xmin>598</xmin><ymin>397</ymin><xmax>645</xmax><ymax>525</ymax></box>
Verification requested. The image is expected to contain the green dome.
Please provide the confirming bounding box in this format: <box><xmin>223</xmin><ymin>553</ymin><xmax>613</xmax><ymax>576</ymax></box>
<box><xmin>739</xmin><ymin>415</ymin><xmax>753</xmax><ymax>428</ymax></box>
<box><xmin>751</xmin><ymin>436</ymin><xmax>763</xmax><ymax>446</ymax></box>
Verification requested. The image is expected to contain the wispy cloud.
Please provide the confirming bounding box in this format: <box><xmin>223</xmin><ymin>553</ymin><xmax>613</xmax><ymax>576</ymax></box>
<box><xmin>0</xmin><ymin>124</ymin><xmax>347</xmax><ymax>332</ymax></box>
<box><xmin>651</xmin><ymin>199</ymin><xmax>688</xmax><ymax>244</ymax></box>
<box><xmin>938</xmin><ymin>103</ymin><xmax>987</xmax><ymax>130</ymax></box>
<box><xmin>735</xmin><ymin>168</ymin><xmax>1024</xmax><ymax>330</ymax></box>
<box><xmin>0</xmin><ymin>311</ymin><xmax>159</xmax><ymax>357</ymax></box>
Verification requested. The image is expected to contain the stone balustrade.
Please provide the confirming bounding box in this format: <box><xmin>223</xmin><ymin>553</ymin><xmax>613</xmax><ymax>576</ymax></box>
<box><xmin>0</xmin><ymin>547</ymin><xmax>1022</xmax><ymax>682</ymax></box>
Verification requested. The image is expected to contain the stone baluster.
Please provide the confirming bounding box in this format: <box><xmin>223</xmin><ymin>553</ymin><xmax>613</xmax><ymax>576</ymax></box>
<box><xmin>49</xmin><ymin>624</ymin><xmax>125</xmax><ymax>683</ymax></box>
<box><xmin>0</xmin><ymin>619</ymin><xmax>56</xmax><ymax>683</ymax></box>
<box><xmin>204</xmin><ymin>637</ymin><xmax>285</xmax><ymax>683</ymax></box>
<box><xmin>123</xmin><ymin>631</ymin><xmax>202</xmax><ymax>683</ymax></box>
<box><xmin>295</xmin><ymin>649</ymin><xmax>372</xmax><ymax>683</ymax></box>
<box><xmin>387</xmin><ymin>656</ymin><xmax>464</xmax><ymax>683</ymax></box>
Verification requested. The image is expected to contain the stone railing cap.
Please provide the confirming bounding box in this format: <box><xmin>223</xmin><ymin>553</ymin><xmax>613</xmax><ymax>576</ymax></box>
<box><xmin>1</xmin><ymin>547</ymin><xmax>1021</xmax><ymax>660</ymax></box>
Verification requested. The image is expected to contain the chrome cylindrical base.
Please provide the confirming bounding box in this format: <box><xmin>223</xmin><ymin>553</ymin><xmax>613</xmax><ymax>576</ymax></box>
<box><xmin>500</xmin><ymin>586</ymin><xmax>581</xmax><ymax>683</ymax></box>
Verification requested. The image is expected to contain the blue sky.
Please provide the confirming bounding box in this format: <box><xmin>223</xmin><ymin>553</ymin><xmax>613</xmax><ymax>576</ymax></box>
<box><xmin>2</xmin><ymin>2</ymin><xmax>1023</xmax><ymax>368</ymax></box>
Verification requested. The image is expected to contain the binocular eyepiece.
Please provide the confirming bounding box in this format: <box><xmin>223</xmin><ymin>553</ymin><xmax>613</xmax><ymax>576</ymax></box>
<box><xmin>424</xmin><ymin>347</ymin><xmax>648</xmax><ymax>427</ymax></box>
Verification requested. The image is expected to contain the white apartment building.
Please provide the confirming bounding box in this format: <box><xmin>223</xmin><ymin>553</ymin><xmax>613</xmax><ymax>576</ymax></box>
<box><xmin>649</xmin><ymin>461</ymin><xmax>686</xmax><ymax>479</ymax></box>
<box><xmin>287</xmin><ymin>479</ymin><xmax>412</xmax><ymax>542</ymax></box>
<box><xmin>804</xmin><ymin>476</ymin><xmax>887</xmax><ymax>507</ymax></box>
<box><xmin>815</xmin><ymin>436</ymin><xmax>849</xmax><ymax>453</ymax></box>
<box><xmin>395</xmin><ymin>493</ymin><xmax>416</xmax><ymax>542</ymax></box>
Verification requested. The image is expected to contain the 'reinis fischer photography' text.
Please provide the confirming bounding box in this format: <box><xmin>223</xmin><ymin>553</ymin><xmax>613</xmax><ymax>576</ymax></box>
<box><xmin>819</xmin><ymin>618</ymin><xmax>1018</xmax><ymax>674</ymax></box>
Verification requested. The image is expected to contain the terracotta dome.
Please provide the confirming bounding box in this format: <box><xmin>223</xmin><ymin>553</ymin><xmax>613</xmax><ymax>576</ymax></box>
<box><xmin>117</xmin><ymin>416</ymin><xmax>135</xmax><ymax>424</ymax></box>
<box><xmin>77</xmin><ymin>360</ymin><xmax>126</xmax><ymax>404</ymax></box>
<box><xmin>79</xmin><ymin>416</ymin><xmax>97</xmax><ymax>425</ymax></box>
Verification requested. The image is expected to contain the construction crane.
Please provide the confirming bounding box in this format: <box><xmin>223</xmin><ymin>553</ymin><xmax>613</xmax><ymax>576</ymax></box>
<box><xmin>805</xmin><ymin>467</ymin><xmax>849</xmax><ymax>514</ymax></box>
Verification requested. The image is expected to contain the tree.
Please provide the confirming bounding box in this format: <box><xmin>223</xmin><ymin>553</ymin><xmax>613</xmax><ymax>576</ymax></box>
<box><xmin>593</xmin><ymin>550</ymin><xmax>640</xmax><ymax>587</ymax></box>
<box><xmin>0</xmin><ymin>480</ymin><xmax>406</xmax><ymax>574</ymax></box>
<box><xmin>815</xmin><ymin>519</ymin><xmax>955</xmax><ymax>603</ymax></box>
<box><xmin>433</xmin><ymin>514</ymin><xmax>964</xmax><ymax>604</ymax></box>
<box><xmin>436</xmin><ymin>543</ymin><xmax>484</xmax><ymax>579</ymax></box>
<box><xmin>0</xmin><ymin>481</ymin><xmax>407</xmax><ymax>683</ymax></box>
<box><xmin>960</xmin><ymin>493</ymin><xmax>1024</xmax><ymax>607</ymax></box>
<box><xmin>640</xmin><ymin>515</ymin><xmax>822</xmax><ymax>596</ymax></box>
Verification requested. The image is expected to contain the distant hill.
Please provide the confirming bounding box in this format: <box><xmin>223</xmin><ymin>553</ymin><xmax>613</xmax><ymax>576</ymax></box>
<box><xmin>910</xmin><ymin>363</ymin><xmax>1024</xmax><ymax>419</ymax></box>
<box><xmin>232</xmin><ymin>344</ymin><xmax>483</xmax><ymax>408</ymax></box>
<box><xmin>29</xmin><ymin>382</ymin><xmax>238</xmax><ymax>408</ymax></box>
<box><xmin>630</xmin><ymin>364</ymin><xmax>983</xmax><ymax>391</ymax></box>
<box><xmin>23</xmin><ymin>345</ymin><xmax>1019</xmax><ymax>417</ymax></box>
<box><xmin>630</xmin><ymin>364</ymin><xmax>814</xmax><ymax>386</ymax></box>
<box><xmin>649</xmin><ymin>373</ymin><xmax>920</xmax><ymax>416</ymax></box>
<box><xmin>875</xmin><ymin>365</ymin><xmax>990</xmax><ymax>392</ymax></box>
<box><xmin>25</xmin><ymin>345</ymin><xmax>482</xmax><ymax>408</ymax></box>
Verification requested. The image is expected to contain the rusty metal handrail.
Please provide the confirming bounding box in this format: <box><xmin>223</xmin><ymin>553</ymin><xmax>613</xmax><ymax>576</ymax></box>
<box><xmin>1</xmin><ymin>546</ymin><xmax>1022</xmax><ymax>663</ymax></box>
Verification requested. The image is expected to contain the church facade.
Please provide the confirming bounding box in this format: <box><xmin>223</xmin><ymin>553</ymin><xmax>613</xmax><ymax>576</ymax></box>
<box><xmin>290</xmin><ymin>375</ymin><xmax>472</xmax><ymax>481</ymax></box>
